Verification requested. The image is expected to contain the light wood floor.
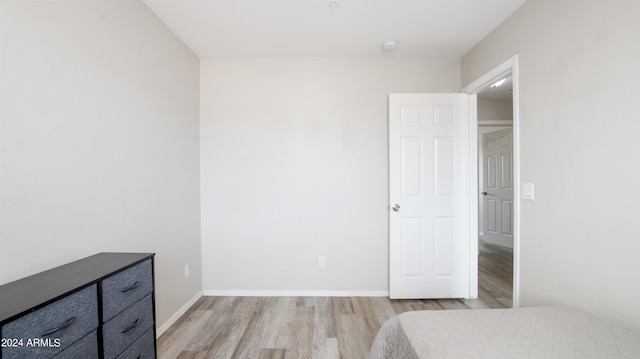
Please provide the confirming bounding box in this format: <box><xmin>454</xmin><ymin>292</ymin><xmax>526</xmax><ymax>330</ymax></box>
<box><xmin>158</xmin><ymin>243</ymin><xmax>513</xmax><ymax>359</ymax></box>
<box><xmin>478</xmin><ymin>241</ymin><xmax>513</xmax><ymax>308</ymax></box>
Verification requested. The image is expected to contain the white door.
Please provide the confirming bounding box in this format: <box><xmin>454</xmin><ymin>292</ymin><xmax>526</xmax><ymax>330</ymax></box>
<box><xmin>389</xmin><ymin>93</ymin><xmax>470</xmax><ymax>299</ymax></box>
<box><xmin>482</xmin><ymin>129</ymin><xmax>514</xmax><ymax>248</ymax></box>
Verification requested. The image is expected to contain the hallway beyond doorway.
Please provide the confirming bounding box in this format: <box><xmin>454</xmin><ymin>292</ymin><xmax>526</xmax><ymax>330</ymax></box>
<box><xmin>478</xmin><ymin>241</ymin><xmax>513</xmax><ymax>308</ymax></box>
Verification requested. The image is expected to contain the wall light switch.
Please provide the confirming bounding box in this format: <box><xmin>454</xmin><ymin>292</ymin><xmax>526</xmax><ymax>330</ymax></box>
<box><xmin>522</xmin><ymin>183</ymin><xmax>535</xmax><ymax>200</ymax></box>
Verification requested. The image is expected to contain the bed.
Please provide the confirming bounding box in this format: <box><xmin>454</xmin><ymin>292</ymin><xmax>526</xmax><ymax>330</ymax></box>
<box><xmin>369</xmin><ymin>306</ymin><xmax>640</xmax><ymax>358</ymax></box>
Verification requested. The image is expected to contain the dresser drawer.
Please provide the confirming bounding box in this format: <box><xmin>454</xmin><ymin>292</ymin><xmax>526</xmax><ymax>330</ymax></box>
<box><xmin>101</xmin><ymin>259</ymin><xmax>153</xmax><ymax>321</ymax></box>
<box><xmin>1</xmin><ymin>284</ymin><xmax>98</xmax><ymax>359</ymax></box>
<box><xmin>115</xmin><ymin>328</ymin><xmax>155</xmax><ymax>359</ymax></box>
<box><xmin>102</xmin><ymin>294</ymin><xmax>154</xmax><ymax>359</ymax></box>
<box><xmin>51</xmin><ymin>330</ymin><xmax>99</xmax><ymax>359</ymax></box>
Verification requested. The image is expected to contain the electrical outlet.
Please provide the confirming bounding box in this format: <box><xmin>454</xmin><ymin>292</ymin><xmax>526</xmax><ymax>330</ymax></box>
<box><xmin>318</xmin><ymin>256</ymin><xmax>326</xmax><ymax>268</ymax></box>
<box><xmin>184</xmin><ymin>264</ymin><xmax>190</xmax><ymax>278</ymax></box>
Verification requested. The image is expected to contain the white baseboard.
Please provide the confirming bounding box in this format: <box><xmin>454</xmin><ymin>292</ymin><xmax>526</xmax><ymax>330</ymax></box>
<box><xmin>202</xmin><ymin>290</ymin><xmax>389</xmax><ymax>297</ymax></box>
<box><xmin>156</xmin><ymin>291</ymin><xmax>203</xmax><ymax>338</ymax></box>
<box><xmin>480</xmin><ymin>238</ymin><xmax>514</xmax><ymax>252</ymax></box>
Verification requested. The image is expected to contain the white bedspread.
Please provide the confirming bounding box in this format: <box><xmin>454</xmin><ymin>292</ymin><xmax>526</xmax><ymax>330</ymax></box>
<box><xmin>369</xmin><ymin>307</ymin><xmax>640</xmax><ymax>359</ymax></box>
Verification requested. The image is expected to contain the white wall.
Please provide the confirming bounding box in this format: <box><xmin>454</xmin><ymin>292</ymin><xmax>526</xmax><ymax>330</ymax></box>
<box><xmin>0</xmin><ymin>0</ymin><xmax>201</xmax><ymax>328</ymax></box>
<box><xmin>200</xmin><ymin>58</ymin><xmax>460</xmax><ymax>294</ymax></box>
<box><xmin>462</xmin><ymin>0</ymin><xmax>640</xmax><ymax>333</ymax></box>
<box><xmin>478</xmin><ymin>99</ymin><xmax>513</xmax><ymax>122</ymax></box>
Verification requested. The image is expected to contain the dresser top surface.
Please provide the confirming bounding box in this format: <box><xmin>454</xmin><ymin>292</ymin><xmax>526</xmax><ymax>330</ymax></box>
<box><xmin>0</xmin><ymin>252</ymin><xmax>154</xmax><ymax>324</ymax></box>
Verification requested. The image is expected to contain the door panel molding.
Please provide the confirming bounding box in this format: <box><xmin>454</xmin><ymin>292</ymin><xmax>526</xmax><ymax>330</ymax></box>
<box><xmin>389</xmin><ymin>93</ymin><xmax>470</xmax><ymax>299</ymax></box>
<box><xmin>483</xmin><ymin>128</ymin><xmax>514</xmax><ymax>248</ymax></box>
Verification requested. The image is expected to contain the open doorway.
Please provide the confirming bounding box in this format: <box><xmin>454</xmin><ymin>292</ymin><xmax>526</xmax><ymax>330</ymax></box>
<box><xmin>477</xmin><ymin>77</ymin><xmax>514</xmax><ymax>308</ymax></box>
<box><xmin>462</xmin><ymin>55</ymin><xmax>520</xmax><ymax>308</ymax></box>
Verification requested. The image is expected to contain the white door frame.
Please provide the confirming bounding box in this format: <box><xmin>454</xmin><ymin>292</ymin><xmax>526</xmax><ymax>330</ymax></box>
<box><xmin>461</xmin><ymin>55</ymin><xmax>521</xmax><ymax>307</ymax></box>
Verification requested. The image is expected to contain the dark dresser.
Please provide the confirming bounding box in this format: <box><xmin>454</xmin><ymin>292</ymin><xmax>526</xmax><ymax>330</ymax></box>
<box><xmin>0</xmin><ymin>253</ymin><xmax>156</xmax><ymax>359</ymax></box>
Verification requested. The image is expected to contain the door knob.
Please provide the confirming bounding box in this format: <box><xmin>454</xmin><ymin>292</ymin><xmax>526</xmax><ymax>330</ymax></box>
<box><xmin>392</xmin><ymin>204</ymin><xmax>400</xmax><ymax>212</ymax></box>
<box><xmin>481</xmin><ymin>192</ymin><xmax>488</xmax><ymax>195</ymax></box>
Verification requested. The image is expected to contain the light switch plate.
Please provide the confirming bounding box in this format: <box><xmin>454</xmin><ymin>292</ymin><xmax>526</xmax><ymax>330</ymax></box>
<box><xmin>522</xmin><ymin>183</ymin><xmax>535</xmax><ymax>200</ymax></box>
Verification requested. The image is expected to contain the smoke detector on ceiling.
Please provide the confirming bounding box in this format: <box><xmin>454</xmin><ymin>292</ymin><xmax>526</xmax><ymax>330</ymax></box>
<box><xmin>382</xmin><ymin>41</ymin><xmax>398</xmax><ymax>51</ymax></box>
<box><xmin>328</xmin><ymin>0</ymin><xmax>338</xmax><ymax>8</ymax></box>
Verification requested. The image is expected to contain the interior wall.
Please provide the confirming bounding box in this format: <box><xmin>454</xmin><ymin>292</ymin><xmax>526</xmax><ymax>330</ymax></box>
<box><xmin>200</xmin><ymin>58</ymin><xmax>460</xmax><ymax>293</ymax></box>
<box><xmin>478</xmin><ymin>99</ymin><xmax>513</xmax><ymax>122</ymax></box>
<box><xmin>0</xmin><ymin>0</ymin><xmax>202</xmax><ymax>328</ymax></box>
<box><xmin>462</xmin><ymin>0</ymin><xmax>640</xmax><ymax>333</ymax></box>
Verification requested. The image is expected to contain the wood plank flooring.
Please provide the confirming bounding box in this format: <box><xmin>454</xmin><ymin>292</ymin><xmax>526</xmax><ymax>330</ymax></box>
<box><xmin>478</xmin><ymin>241</ymin><xmax>513</xmax><ymax>308</ymax></box>
<box><xmin>158</xmin><ymin>243</ymin><xmax>513</xmax><ymax>359</ymax></box>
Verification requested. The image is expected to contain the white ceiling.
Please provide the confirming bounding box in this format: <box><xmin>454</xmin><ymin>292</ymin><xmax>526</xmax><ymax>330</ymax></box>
<box><xmin>478</xmin><ymin>76</ymin><xmax>513</xmax><ymax>100</ymax></box>
<box><xmin>142</xmin><ymin>0</ymin><xmax>527</xmax><ymax>58</ymax></box>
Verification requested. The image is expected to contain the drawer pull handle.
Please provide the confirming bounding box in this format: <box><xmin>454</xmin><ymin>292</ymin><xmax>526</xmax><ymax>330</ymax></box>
<box><xmin>41</xmin><ymin>316</ymin><xmax>76</xmax><ymax>337</ymax></box>
<box><xmin>121</xmin><ymin>281</ymin><xmax>141</xmax><ymax>293</ymax></box>
<box><xmin>121</xmin><ymin>318</ymin><xmax>141</xmax><ymax>334</ymax></box>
